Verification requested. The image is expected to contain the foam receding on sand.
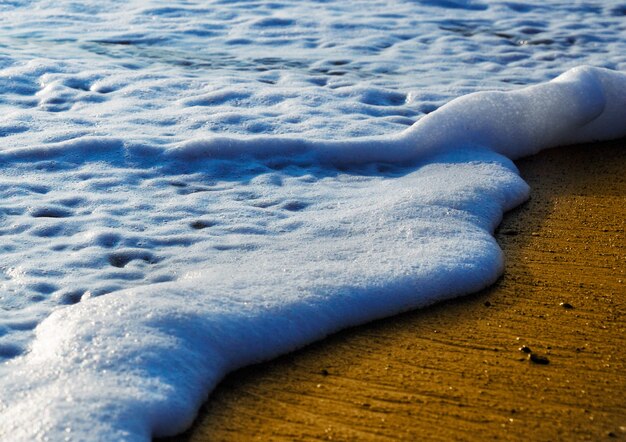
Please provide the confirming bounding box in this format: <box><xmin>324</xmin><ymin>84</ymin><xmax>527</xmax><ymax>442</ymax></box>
<box><xmin>1</xmin><ymin>1</ymin><xmax>626</xmax><ymax>439</ymax></box>
<box><xmin>186</xmin><ymin>139</ymin><xmax>625</xmax><ymax>442</ymax></box>
<box><xmin>0</xmin><ymin>67</ymin><xmax>624</xmax><ymax>440</ymax></box>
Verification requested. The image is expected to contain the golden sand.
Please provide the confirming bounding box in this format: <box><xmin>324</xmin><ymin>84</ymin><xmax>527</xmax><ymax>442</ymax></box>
<box><xmin>164</xmin><ymin>139</ymin><xmax>625</xmax><ymax>441</ymax></box>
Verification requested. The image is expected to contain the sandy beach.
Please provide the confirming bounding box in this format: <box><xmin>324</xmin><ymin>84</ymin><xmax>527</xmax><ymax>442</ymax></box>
<box><xmin>164</xmin><ymin>139</ymin><xmax>625</xmax><ymax>441</ymax></box>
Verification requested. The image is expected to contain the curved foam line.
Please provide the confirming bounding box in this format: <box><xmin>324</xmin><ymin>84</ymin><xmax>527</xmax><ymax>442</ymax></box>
<box><xmin>1</xmin><ymin>67</ymin><xmax>622</xmax><ymax>167</ymax></box>
<box><xmin>168</xmin><ymin>66</ymin><xmax>625</xmax><ymax>164</ymax></box>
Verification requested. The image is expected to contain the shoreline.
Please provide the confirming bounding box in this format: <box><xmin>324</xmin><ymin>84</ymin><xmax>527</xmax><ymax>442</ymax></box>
<box><xmin>164</xmin><ymin>139</ymin><xmax>625</xmax><ymax>441</ymax></box>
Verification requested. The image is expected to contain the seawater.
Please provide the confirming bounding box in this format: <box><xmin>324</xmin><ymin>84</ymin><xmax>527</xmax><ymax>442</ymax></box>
<box><xmin>0</xmin><ymin>1</ymin><xmax>625</xmax><ymax>440</ymax></box>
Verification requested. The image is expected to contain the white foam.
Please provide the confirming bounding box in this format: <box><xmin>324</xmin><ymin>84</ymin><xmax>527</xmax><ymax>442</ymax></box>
<box><xmin>1</xmin><ymin>147</ymin><xmax>530</xmax><ymax>439</ymax></box>
<box><xmin>1</xmin><ymin>0</ymin><xmax>626</xmax><ymax>440</ymax></box>
<box><xmin>167</xmin><ymin>66</ymin><xmax>626</xmax><ymax>164</ymax></box>
<box><xmin>1</xmin><ymin>66</ymin><xmax>624</xmax><ymax>440</ymax></box>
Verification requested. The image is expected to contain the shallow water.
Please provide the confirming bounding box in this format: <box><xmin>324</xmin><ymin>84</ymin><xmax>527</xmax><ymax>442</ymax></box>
<box><xmin>0</xmin><ymin>1</ymin><xmax>625</xmax><ymax>440</ymax></box>
<box><xmin>1</xmin><ymin>0</ymin><xmax>625</xmax><ymax>146</ymax></box>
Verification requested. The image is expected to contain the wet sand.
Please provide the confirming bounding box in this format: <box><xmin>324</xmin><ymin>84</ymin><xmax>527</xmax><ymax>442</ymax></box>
<box><xmin>165</xmin><ymin>139</ymin><xmax>625</xmax><ymax>441</ymax></box>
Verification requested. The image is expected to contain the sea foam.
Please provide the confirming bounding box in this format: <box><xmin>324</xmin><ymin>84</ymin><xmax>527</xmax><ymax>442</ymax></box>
<box><xmin>168</xmin><ymin>66</ymin><xmax>626</xmax><ymax>163</ymax></box>
<box><xmin>0</xmin><ymin>66</ymin><xmax>624</xmax><ymax>441</ymax></box>
<box><xmin>1</xmin><ymin>0</ymin><xmax>626</xmax><ymax>439</ymax></box>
